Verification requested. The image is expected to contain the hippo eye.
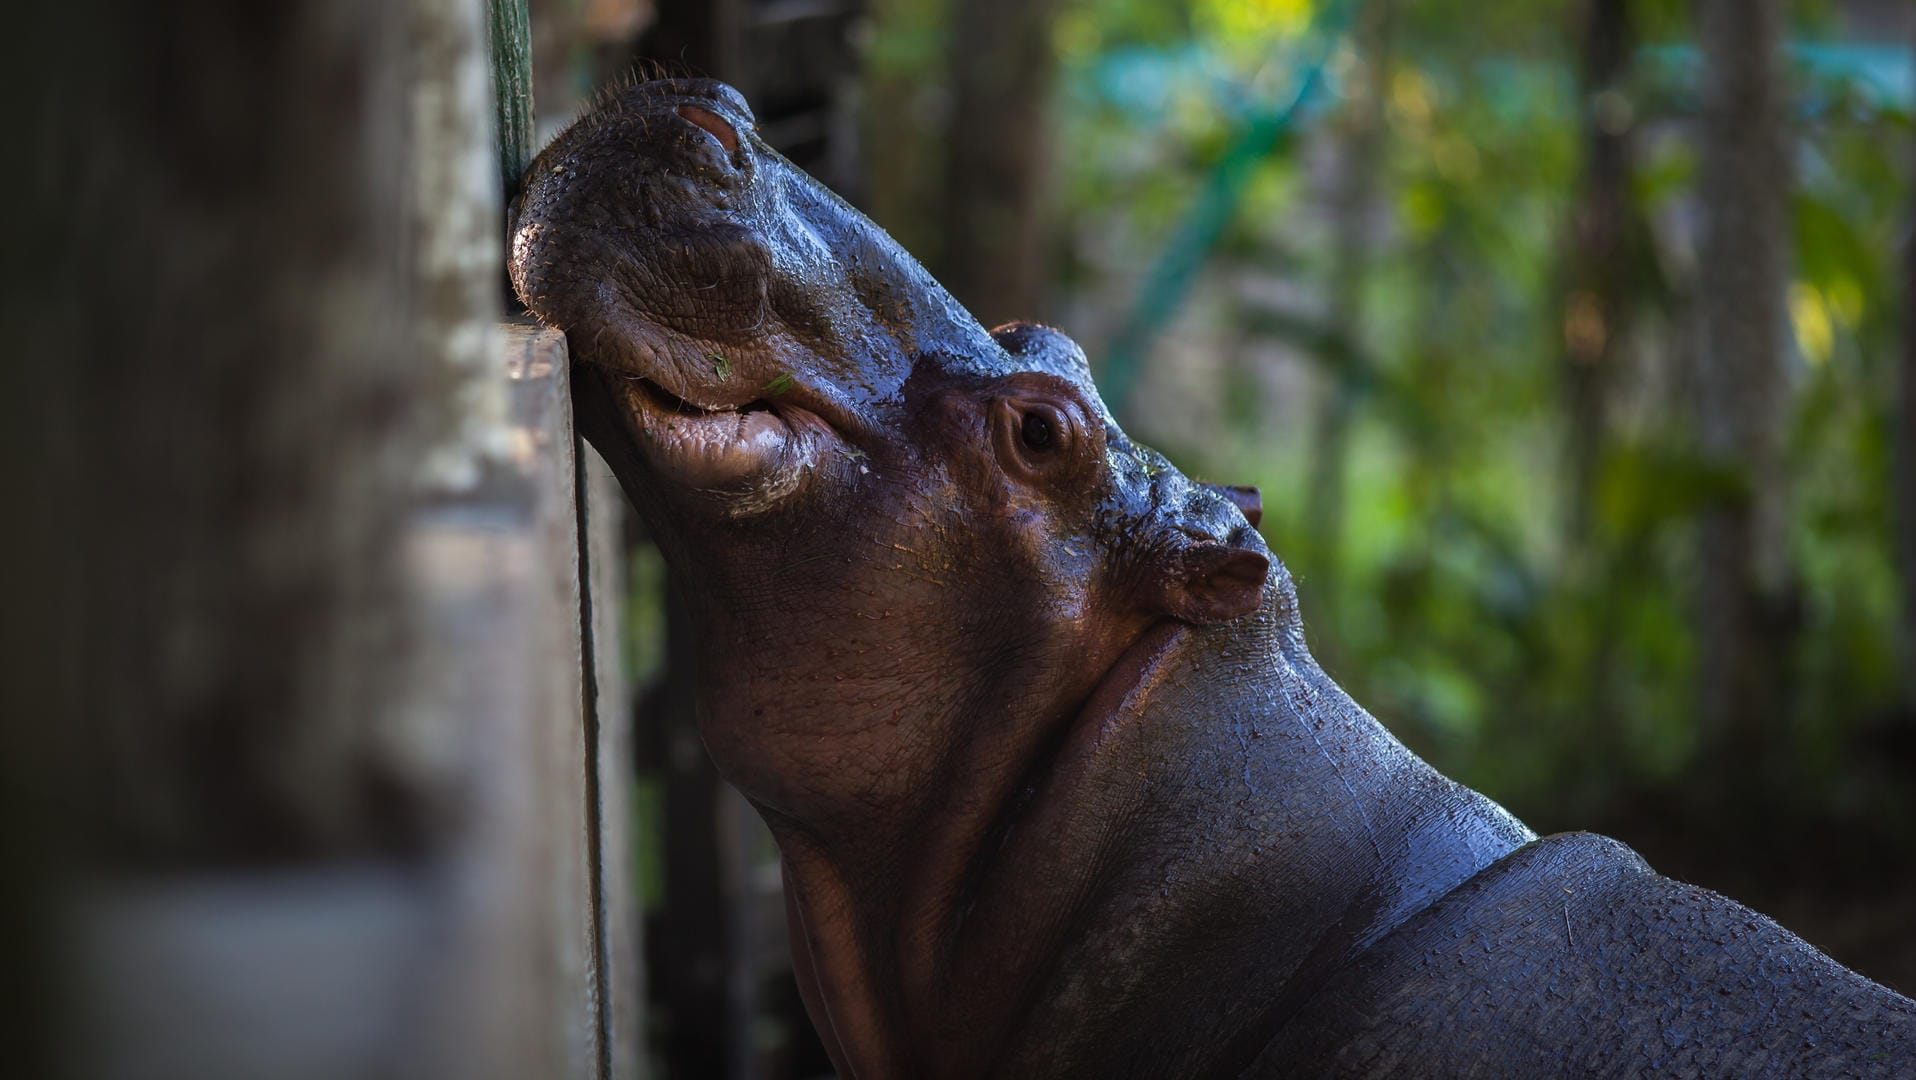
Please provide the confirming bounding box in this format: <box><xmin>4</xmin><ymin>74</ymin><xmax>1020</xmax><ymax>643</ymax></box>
<box><xmin>1020</xmin><ymin>411</ymin><xmax>1056</xmax><ymax>452</ymax></box>
<box><xmin>992</xmin><ymin>393</ymin><xmax>1083</xmax><ymax>483</ymax></box>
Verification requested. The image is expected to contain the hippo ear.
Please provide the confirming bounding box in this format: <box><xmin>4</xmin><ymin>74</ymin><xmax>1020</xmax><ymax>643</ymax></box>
<box><xmin>1153</xmin><ymin>539</ymin><xmax>1270</xmax><ymax>625</ymax></box>
<box><xmin>992</xmin><ymin>322</ymin><xmax>1095</xmax><ymax>387</ymax></box>
<box><xmin>1203</xmin><ymin>483</ymin><xmax>1262</xmax><ymax>528</ymax></box>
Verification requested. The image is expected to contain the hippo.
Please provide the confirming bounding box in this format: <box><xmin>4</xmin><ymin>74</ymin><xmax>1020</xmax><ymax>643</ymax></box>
<box><xmin>509</xmin><ymin>79</ymin><xmax>1916</xmax><ymax>1078</ymax></box>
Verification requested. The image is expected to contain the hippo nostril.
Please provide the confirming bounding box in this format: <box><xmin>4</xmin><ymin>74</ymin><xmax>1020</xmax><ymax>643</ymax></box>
<box><xmin>677</xmin><ymin>104</ymin><xmax>739</xmax><ymax>152</ymax></box>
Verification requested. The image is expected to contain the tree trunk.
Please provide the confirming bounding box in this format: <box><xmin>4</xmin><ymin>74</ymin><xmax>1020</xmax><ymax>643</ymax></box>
<box><xmin>1691</xmin><ymin>0</ymin><xmax>1794</xmax><ymax>764</ymax></box>
<box><xmin>1305</xmin><ymin>0</ymin><xmax>1392</xmax><ymax>626</ymax></box>
<box><xmin>1561</xmin><ymin>0</ymin><xmax>1637</xmax><ymax>546</ymax></box>
<box><xmin>636</xmin><ymin>0</ymin><xmax>744</xmax><ymax>88</ymax></box>
<box><xmin>640</xmin><ymin>590</ymin><xmax>734</xmax><ymax>1080</ymax></box>
<box><xmin>1897</xmin><ymin>13</ymin><xmax>1916</xmax><ymax>710</ymax></box>
<box><xmin>942</xmin><ymin>0</ymin><xmax>1063</xmax><ymax>327</ymax></box>
<box><xmin>1556</xmin><ymin>0</ymin><xmax>1647</xmax><ymax>776</ymax></box>
<box><xmin>3</xmin><ymin>9</ymin><xmax>96</xmax><ymax>1072</ymax></box>
<box><xmin>863</xmin><ymin>0</ymin><xmax>947</xmax><ymax>263</ymax></box>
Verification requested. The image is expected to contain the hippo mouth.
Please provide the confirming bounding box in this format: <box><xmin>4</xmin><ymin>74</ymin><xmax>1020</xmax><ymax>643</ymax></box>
<box><xmin>601</xmin><ymin>364</ymin><xmax>839</xmax><ymax>512</ymax></box>
<box><xmin>510</xmin><ymin>75</ymin><xmax>975</xmax><ymax>513</ymax></box>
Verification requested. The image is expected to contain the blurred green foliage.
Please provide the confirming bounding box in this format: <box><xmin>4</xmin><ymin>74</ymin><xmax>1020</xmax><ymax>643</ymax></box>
<box><xmin>863</xmin><ymin>0</ymin><xmax>1915</xmax><ymax>843</ymax></box>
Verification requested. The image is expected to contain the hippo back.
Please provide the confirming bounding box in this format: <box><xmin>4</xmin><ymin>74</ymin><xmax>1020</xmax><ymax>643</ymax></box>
<box><xmin>1248</xmin><ymin>832</ymin><xmax>1916</xmax><ymax>1078</ymax></box>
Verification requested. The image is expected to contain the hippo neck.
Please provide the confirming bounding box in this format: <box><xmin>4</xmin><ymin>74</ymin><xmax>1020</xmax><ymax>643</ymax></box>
<box><xmin>768</xmin><ymin>606</ymin><xmax>1536</xmax><ymax>1079</ymax></box>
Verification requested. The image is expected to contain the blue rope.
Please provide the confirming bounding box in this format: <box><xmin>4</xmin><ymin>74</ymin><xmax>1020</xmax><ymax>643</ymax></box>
<box><xmin>1099</xmin><ymin>0</ymin><xmax>1358</xmax><ymax>417</ymax></box>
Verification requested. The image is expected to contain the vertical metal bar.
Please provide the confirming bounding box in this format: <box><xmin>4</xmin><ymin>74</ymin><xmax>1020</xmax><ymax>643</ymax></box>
<box><xmin>488</xmin><ymin>0</ymin><xmax>536</xmax><ymax>200</ymax></box>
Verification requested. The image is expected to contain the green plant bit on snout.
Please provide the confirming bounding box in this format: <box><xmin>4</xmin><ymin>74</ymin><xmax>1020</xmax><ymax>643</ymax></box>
<box><xmin>836</xmin><ymin>445</ymin><xmax>870</xmax><ymax>475</ymax></box>
<box><xmin>763</xmin><ymin>372</ymin><xmax>795</xmax><ymax>396</ymax></box>
<box><xmin>710</xmin><ymin>352</ymin><xmax>731</xmax><ymax>380</ymax></box>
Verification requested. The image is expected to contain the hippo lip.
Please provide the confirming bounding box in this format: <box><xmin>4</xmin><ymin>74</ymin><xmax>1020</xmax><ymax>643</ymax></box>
<box><xmin>608</xmin><ymin>367</ymin><xmax>834</xmax><ymax>508</ymax></box>
<box><xmin>618</xmin><ymin>366</ymin><xmax>757</xmax><ymax>417</ymax></box>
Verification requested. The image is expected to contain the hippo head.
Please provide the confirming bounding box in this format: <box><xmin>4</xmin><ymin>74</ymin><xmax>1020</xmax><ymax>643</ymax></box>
<box><xmin>511</xmin><ymin>79</ymin><xmax>1283</xmax><ymax>832</ymax></box>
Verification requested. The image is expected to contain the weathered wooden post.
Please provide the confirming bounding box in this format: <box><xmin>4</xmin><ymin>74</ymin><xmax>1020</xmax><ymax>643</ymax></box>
<box><xmin>6</xmin><ymin>1</ymin><xmax>639</xmax><ymax>1076</ymax></box>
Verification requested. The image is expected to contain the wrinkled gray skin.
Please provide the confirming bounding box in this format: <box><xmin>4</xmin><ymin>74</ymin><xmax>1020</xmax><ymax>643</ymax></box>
<box><xmin>510</xmin><ymin>79</ymin><xmax>1916</xmax><ymax>1078</ymax></box>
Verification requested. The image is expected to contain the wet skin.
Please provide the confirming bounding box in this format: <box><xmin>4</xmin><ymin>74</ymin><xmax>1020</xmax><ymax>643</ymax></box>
<box><xmin>511</xmin><ymin>80</ymin><xmax>1916</xmax><ymax>1078</ymax></box>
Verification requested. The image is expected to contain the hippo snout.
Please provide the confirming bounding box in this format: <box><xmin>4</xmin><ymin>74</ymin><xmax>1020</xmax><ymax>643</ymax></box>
<box><xmin>512</xmin><ymin>78</ymin><xmax>1009</xmax><ymax>516</ymax></box>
